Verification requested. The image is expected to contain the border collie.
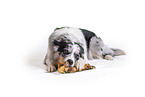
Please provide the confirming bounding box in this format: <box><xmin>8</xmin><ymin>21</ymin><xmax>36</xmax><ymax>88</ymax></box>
<box><xmin>44</xmin><ymin>27</ymin><xmax>125</xmax><ymax>72</ymax></box>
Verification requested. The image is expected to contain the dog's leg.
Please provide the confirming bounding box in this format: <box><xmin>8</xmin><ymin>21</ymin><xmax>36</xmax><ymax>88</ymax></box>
<box><xmin>104</xmin><ymin>55</ymin><xmax>114</xmax><ymax>60</ymax></box>
<box><xmin>46</xmin><ymin>59</ymin><xmax>56</xmax><ymax>72</ymax></box>
<box><xmin>102</xmin><ymin>46</ymin><xmax>125</xmax><ymax>60</ymax></box>
<box><xmin>44</xmin><ymin>49</ymin><xmax>57</xmax><ymax>72</ymax></box>
<box><xmin>45</xmin><ymin>58</ymin><xmax>56</xmax><ymax>72</ymax></box>
<box><xmin>101</xmin><ymin>46</ymin><xmax>114</xmax><ymax>60</ymax></box>
<box><xmin>74</xmin><ymin>43</ymin><xmax>88</xmax><ymax>71</ymax></box>
<box><xmin>111</xmin><ymin>48</ymin><xmax>126</xmax><ymax>56</ymax></box>
<box><xmin>75</xmin><ymin>58</ymin><xmax>85</xmax><ymax>71</ymax></box>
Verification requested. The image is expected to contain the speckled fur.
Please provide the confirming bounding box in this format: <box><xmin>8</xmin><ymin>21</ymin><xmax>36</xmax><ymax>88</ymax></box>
<box><xmin>44</xmin><ymin>27</ymin><xmax>125</xmax><ymax>72</ymax></box>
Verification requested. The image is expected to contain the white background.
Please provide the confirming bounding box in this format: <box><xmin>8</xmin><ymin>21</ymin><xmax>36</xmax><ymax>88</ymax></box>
<box><xmin>0</xmin><ymin>0</ymin><xmax>145</xmax><ymax>97</ymax></box>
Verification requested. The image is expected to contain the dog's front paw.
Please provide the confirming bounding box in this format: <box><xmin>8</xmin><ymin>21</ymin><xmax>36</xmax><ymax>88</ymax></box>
<box><xmin>75</xmin><ymin>58</ymin><xmax>85</xmax><ymax>71</ymax></box>
<box><xmin>46</xmin><ymin>64</ymin><xmax>56</xmax><ymax>72</ymax></box>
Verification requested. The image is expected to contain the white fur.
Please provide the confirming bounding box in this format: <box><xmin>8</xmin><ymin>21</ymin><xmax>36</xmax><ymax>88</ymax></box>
<box><xmin>64</xmin><ymin>44</ymin><xmax>78</xmax><ymax>66</ymax></box>
<box><xmin>45</xmin><ymin>27</ymin><xmax>125</xmax><ymax>72</ymax></box>
<box><xmin>88</xmin><ymin>36</ymin><xmax>104</xmax><ymax>59</ymax></box>
<box><xmin>51</xmin><ymin>27</ymin><xmax>86</xmax><ymax>46</ymax></box>
<box><xmin>45</xmin><ymin>47</ymin><xmax>56</xmax><ymax>72</ymax></box>
<box><xmin>75</xmin><ymin>58</ymin><xmax>85</xmax><ymax>71</ymax></box>
<box><xmin>46</xmin><ymin>27</ymin><xmax>88</xmax><ymax>71</ymax></box>
<box><xmin>52</xmin><ymin>27</ymin><xmax>88</xmax><ymax>61</ymax></box>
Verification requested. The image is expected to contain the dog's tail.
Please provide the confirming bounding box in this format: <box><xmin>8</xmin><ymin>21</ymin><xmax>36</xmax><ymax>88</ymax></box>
<box><xmin>111</xmin><ymin>48</ymin><xmax>126</xmax><ymax>56</ymax></box>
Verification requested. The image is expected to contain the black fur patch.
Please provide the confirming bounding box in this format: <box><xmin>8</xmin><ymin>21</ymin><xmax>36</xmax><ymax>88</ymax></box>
<box><xmin>74</xmin><ymin>42</ymin><xmax>84</xmax><ymax>59</ymax></box>
<box><xmin>54</xmin><ymin>27</ymin><xmax>69</xmax><ymax>31</ymax></box>
<box><xmin>53</xmin><ymin>37</ymin><xmax>73</xmax><ymax>57</ymax></box>
<box><xmin>80</xmin><ymin>28</ymin><xmax>96</xmax><ymax>49</ymax></box>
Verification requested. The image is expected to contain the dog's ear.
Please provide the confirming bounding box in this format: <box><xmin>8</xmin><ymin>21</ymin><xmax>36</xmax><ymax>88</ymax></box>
<box><xmin>54</xmin><ymin>40</ymin><xmax>61</xmax><ymax>46</ymax></box>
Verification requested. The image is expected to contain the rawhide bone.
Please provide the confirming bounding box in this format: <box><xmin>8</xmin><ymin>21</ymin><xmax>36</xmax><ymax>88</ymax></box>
<box><xmin>58</xmin><ymin>62</ymin><xmax>77</xmax><ymax>73</ymax></box>
<box><xmin>58</xmin><ymin>62</ymin><xmax>96</xmax><ymax>74</ymax></box>
<box><xmin>81</xmin><ymin>64</ymin><xmax>96</xmax><ymax>71</ymax></box>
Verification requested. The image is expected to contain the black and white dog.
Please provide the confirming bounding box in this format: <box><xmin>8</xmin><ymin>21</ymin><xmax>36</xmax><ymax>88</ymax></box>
<box><xmin>44</xmin><ymin>27</ymin><xmax>125</xmax><ymax>72</ymax></box>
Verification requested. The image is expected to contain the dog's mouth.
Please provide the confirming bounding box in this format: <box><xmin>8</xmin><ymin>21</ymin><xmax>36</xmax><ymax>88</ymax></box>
<box><xmin>58</xmin><ymin>56</ymin><xmax>73</xmax><ymax>66</ymax></box>
<box><xmin>54</xmin><ymin>52</ymin><xmax>96</xmax><ymax>74</ymax></box>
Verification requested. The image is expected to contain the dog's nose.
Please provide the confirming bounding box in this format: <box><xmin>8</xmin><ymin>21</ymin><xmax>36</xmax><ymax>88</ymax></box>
<box><xmin>67</xmin><ymin>59</ymin><xmax>73</xmax><ymax>65</ymax></box>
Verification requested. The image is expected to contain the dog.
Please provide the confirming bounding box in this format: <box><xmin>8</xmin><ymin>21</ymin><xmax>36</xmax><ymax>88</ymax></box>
<box><xmin>44</xmin><ymin>27</ymin><xmax>125</xmax><ymax>72</ymax></box>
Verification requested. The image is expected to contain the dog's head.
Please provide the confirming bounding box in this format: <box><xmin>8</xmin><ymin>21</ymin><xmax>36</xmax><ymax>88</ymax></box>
<box><xmin>52</xmin><ymin>35</ymin><xmax>82</xmax><ymax>66</ymax></box>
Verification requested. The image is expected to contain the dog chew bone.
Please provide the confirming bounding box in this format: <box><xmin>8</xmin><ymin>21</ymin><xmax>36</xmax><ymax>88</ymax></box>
<box><xmin>81</xmin><ymin>64</ymin><xmax>96</xmax><ymax>71</ymax></box>
<box><xmin>58</xmin><ymin>66</ymin><xmax>65</xmax><ymax>73</ymax></box>
<box><xmin>58</xmin><ymin>62</ymin><xmax>95</xmax><ymax>73</ymax></box>
<box><xmin>58</xmin><ymin>61</ymin><xmax>77</xmax><ymax>73</ymax></box>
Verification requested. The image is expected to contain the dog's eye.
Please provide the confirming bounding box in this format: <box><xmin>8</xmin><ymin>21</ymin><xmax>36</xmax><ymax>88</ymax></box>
<box><xmin>63</xmin><ymin>50</ymin><xmax>69</xmax><ymax>54</ymax></box>
<box><xmin>64</xmin><ymin>50</ymin><xmax>67</xmax><ymax>53</ymax></box>
<box><xmin>96</xmin><ymin>41</ymin><xmax>99</xmax><ymax>43</ymax></box>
